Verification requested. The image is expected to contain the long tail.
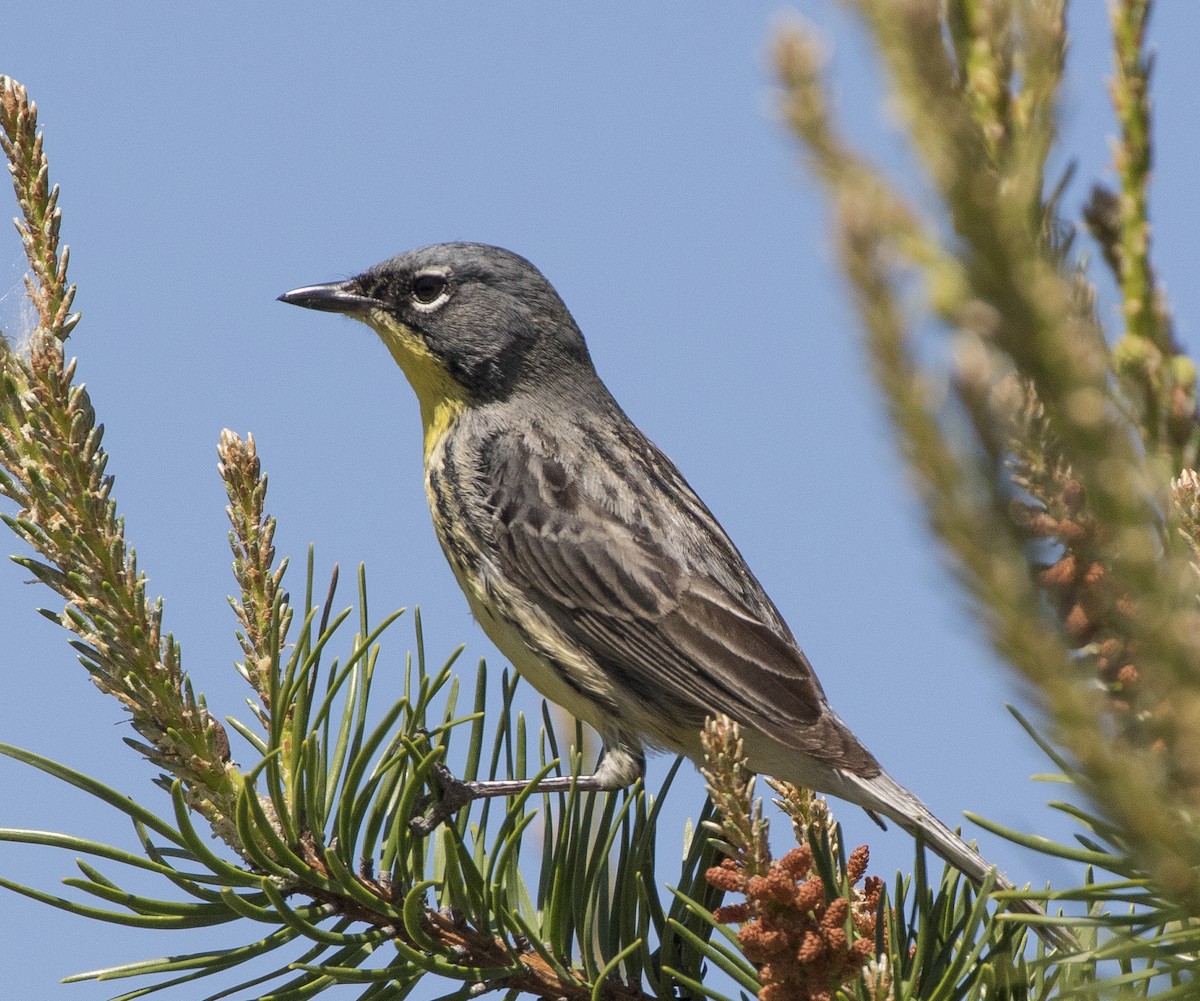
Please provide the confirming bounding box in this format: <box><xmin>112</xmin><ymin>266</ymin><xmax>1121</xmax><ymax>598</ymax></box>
<box><xmin>836</xmin><ymin>769</ymin><xmax>1079</xmax><ymax>952</ymax></box>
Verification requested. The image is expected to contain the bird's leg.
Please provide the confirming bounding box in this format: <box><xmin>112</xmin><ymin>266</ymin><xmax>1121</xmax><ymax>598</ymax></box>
<box><xmin>410</xmin><ymin>745</ymin><xmax>645</xmax><ymax>835</ymax></box>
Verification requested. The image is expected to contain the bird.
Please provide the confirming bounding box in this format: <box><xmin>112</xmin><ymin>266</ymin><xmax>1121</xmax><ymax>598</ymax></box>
<box><xmin>280</xmin><ymin>242</ymin><xmax>1072</xmax><ymax>948</ymax></box>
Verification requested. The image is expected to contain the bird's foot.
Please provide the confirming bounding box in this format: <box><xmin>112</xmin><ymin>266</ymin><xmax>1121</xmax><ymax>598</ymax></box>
<box><xmin>410</xmin><ymin>762</ymin><xmax>478</xmax><ymax>836</ymax></box>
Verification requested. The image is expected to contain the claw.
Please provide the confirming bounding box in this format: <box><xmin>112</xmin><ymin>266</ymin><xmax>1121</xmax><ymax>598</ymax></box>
<box><xmin>409</xmin><ymin>762</ymin><xmax>478</xmax><ymax>835</ymax></box>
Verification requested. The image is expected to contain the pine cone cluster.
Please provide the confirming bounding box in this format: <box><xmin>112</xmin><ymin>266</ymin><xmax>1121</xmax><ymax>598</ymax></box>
<box><xmin>707</xmin><ymin>843</ymin><xmax>882</xmax><ymax>1001</ymax></box>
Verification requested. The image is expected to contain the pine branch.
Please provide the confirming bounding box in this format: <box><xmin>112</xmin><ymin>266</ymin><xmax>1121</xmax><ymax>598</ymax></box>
<box><xmin>774</xmin><ymin>0</ymin><xmax>1200</xmax><ymax>973</ymax></box>
<box><xmin>0</xmin><ymin>77</ymin><xmax>241</xmax><ymax>840</ymax></box>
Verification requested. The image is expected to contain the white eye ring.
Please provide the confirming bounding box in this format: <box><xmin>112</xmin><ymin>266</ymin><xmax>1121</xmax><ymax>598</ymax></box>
<box><xmin>410</xmin><ymin>270</ymin><xmax>451</xmax><ymax>311</ymax></box>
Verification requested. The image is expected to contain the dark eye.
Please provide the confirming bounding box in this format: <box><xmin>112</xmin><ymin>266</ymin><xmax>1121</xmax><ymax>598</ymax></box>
<box><xmin>411</xmin><ymin>272</ymin><xmax>449</xmax><ymax>305</ymax></box>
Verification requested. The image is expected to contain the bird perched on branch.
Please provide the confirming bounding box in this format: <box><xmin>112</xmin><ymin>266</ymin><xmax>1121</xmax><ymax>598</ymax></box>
<box><xmin>281</xmin><ymin>242</ymin><xmax>1074</xmax><ymax>949</ymax></box>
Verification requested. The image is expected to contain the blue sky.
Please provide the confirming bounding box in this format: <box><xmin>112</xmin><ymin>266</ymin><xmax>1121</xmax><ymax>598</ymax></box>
<box><xmin>2</xmin><ymin>5</ymin><xmax>1198</xmax><ymax>998</ymax></box>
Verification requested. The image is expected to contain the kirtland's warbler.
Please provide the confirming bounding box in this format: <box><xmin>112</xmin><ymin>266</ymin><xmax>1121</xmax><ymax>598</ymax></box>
<box><xmin>281</xmin><ymin>242</ymin><xmax>1070</xmax><ymax>947</ymax></box>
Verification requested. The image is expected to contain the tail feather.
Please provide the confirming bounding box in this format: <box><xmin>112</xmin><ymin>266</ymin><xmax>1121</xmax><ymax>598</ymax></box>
<box><xmin>838</xmin><ymin>770</ymin><xmax>1080</xmax><ymax>952</ymax></box>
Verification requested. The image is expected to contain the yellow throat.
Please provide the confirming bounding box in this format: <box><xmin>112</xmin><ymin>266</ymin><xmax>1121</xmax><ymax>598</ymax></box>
<box><xmin>367</xmin><ymin>314</ymin><xmax>468</xmax><ymax>457</ymax></box>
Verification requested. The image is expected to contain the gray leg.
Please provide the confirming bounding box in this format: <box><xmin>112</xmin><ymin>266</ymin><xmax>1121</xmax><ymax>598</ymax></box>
<box><xmin>411</xmin><ymin>743</ymin><xmax>645</xmax><ymax>835</ymax></box>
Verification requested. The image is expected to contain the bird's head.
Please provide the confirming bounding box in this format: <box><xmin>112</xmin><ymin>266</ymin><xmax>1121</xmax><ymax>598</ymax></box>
<box><xmin>280</xmin><ymin>243</ymin><xmax>593</xmax><ymax>407</ymax></box>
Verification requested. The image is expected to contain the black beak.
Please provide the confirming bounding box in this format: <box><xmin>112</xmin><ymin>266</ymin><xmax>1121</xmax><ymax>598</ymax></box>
<box><xmin>278</xmin><ymin>279</ymin><xmax>380</xmax><ymax>316</ymax></box>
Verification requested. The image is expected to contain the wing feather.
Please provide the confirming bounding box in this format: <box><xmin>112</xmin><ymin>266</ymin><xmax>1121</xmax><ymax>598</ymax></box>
<box><xmin>482</xmin><ymin>428</ymin><xmax>879</xmax><ymax>775</ymax></box>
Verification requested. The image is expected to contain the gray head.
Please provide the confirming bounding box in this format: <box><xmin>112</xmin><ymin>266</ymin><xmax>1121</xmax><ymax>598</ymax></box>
<box><xmin>280</xmin><ymin>243</ymin><xmax>595</xmax><ymax>403</ymax></box>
